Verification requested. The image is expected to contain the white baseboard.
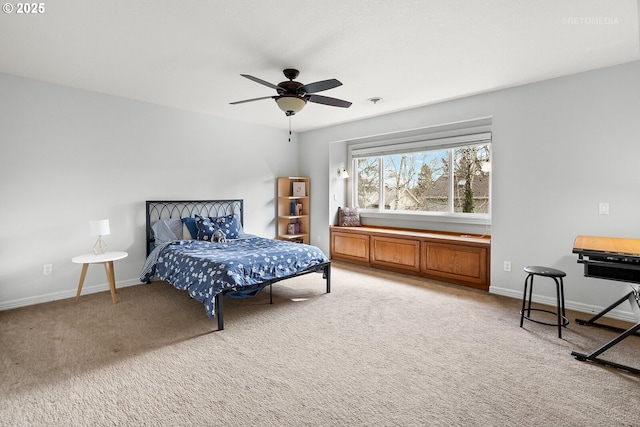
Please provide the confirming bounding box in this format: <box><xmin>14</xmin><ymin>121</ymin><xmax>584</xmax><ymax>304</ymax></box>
<box><xmin>0</xmin><ymin>278</ymin><xmax>142</xmax><ymax>311</ymax></box>
<box><xmin>489</xmin><ymin>285</ymin><xmax>637</xmax><ymax>324</ymax></box>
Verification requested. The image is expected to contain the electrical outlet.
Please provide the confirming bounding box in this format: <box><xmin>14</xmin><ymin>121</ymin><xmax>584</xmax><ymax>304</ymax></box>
<box><xmin>43</xmin><ymin>264</ymin><xmax>53</xmax><ymax>275</ymax></box>
<box><xmin>503</xmin><ymin>261</ymin><xmax>511</xmax><ymax>272</ymax></box>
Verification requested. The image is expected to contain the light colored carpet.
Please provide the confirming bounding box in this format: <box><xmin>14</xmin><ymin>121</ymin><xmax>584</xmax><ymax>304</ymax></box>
<box><xmin>1</xmin><ymin>261</ymin><xmax>639</xmax><ymax>427</ymax></box>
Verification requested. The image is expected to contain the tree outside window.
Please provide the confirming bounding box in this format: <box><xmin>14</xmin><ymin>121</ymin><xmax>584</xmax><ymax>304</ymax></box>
<box><xmin>453</xmin><ymin>145</ymin><xmax>490</xmax><ymax>213</ymax></box>
<box><xmin>355</xmin><ymin>157</ymin><xmax>380</xmax><ymax>209</ymax></box>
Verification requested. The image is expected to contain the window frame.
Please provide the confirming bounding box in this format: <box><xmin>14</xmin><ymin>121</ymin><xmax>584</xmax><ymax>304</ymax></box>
<box><xmin>346</xmin><ymin>119</ymin><xmax>492</xmax><ymax>227</ymax></box>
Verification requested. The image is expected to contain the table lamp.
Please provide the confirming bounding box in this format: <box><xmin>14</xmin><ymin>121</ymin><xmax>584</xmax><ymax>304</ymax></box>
<box><xmin>89</xmin><ymin>219</ymin><xmax>110</xmax><ymax>255</ymax></box>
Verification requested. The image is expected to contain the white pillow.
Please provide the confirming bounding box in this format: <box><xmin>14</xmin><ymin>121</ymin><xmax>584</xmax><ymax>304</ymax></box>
<box><xmin>152</xmin><ymin>218</ymin><xmax>183</xmax><ymax>243</ymax></box>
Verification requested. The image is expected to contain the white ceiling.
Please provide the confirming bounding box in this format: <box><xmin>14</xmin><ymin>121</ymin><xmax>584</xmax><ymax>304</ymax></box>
<box><xmin>1</xmin><ymin>0</ymin><xmax>639</xmax><ymax>132</ymax></box>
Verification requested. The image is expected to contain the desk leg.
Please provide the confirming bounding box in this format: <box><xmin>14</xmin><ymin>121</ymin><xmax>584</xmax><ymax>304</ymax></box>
<box><xmin>571</xmin><ymin>321</ymin><xmax>640</xmax><ymax>375</ymax></box>
<box><xmin>575</xmin><ymin>291</ymin><xmax>640</xmax><ymax>337</ymax></box>
<box><xmin>104</xmin><ymin>261</ymin><xmax>118</xmax><ymax>304</ymax></box>
<box><xmin>75</xmin><ymin>264</ymin><xmax>89</xmax><ymax>301</ymax></box>
<box><xmin>575</xmin><ymin>292</ymin><xmax>632</xmax><ymax>327</ymax></box>
<box><xmin>572</xmin><ymin>291</ymin><xmax>640</xmax><ymax>375</ymax></box>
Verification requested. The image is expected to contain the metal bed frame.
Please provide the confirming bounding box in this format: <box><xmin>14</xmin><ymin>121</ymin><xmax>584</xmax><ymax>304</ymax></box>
<box><xmin>145</xmin><ymin>200</ymin><xmax>331</xmax><ymax>330</ymax></box>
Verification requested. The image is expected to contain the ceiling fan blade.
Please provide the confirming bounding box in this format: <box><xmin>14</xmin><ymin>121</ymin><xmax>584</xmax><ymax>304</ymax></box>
<box><xmin>230</xmin><ymin>96</ymin><xmax>275</xmax><ymax>105</ymax></box>
<box><xmin>307</xmin><ymin>94</ymin><xmax>352</xmax><ymax>108</ymax></box>
<box><xmin>298</xmin><ymin>79</ymin><xmax>342</xmax><ymax>94</ymax></box>
<box><xmin>240</xmin><ymin>74</ymin><xmax>281</xmax><ymax>91</ymax></box>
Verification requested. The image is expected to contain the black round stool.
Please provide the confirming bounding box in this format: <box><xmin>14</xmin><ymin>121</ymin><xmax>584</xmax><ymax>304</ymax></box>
<box><xmin>520</xmin><ymin>266</ymin><xmax>569</xmax><ymax>338</ymax></box>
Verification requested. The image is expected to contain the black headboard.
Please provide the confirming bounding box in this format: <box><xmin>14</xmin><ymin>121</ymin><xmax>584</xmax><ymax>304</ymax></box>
<box><xmin>145</xmin><ymin>200</ymin><xmax>243</xmax><ymax>256</ymax></box>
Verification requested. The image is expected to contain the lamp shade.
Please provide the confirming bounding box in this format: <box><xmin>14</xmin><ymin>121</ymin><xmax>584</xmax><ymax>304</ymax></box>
<box><xmin>89</xmin><ymin>219</ymin><xmax>110</xmax><ymax>236</ymax></box>
<box><xmin>275</xmin><ymin>96</ymin><xmax>307</xmax><ymax>115</ymax></box>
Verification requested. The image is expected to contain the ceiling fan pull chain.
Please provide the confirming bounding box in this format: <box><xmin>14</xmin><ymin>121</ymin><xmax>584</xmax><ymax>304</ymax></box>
<box><xmin>288</xmin><ymin>116</ymin><xmax>292</xmax><ymax>143</ymax></box>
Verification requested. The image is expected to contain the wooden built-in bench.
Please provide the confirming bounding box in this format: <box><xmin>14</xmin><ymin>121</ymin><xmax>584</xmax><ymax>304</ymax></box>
<box><xmin>330</xmin><ymin>225</ymin><xmax>491</xmax><ymax>291</ymax></box>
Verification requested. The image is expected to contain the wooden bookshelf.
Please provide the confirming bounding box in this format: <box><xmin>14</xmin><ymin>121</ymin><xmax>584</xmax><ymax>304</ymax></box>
<box><xmin>277</xmin><ymin>177</ymin><xmax>310</xmax><ymax>244</ymax></box>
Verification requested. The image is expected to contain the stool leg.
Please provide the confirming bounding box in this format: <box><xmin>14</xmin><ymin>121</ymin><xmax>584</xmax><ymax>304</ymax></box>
<box><xmin>520</xmin><ymin>274</ymin><xmax>530</xmax><ymax>327</ymax></box>
<box><xmin>559</xmin><ymin>277</ymin><xmax>567</xmax><ymax>320</ymax></box>
<box><xmin>527</xmin><ymin>274</ymin><xmax>534</xmax><ymax>314</ymax></box>
<box><xmin>554</xmin><ymin>277</ymin><xmax>562</xmax><ymax>338</ymax></box>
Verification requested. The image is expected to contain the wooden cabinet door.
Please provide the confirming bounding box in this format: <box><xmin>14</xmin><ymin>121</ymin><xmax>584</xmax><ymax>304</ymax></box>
<box><xmin>331</xmin><ymin>231</ymin><xmax>370</xmax><ymax>264</ymax></box>
<box><xmin>421</xmin><ymin>241</ymin><xmax>487</xmax><ymax>288</ymax></box>
<box><xmin>371</xmin><ymin>235</ymin><xmax>420</xmax><ymax>272</ymax></box>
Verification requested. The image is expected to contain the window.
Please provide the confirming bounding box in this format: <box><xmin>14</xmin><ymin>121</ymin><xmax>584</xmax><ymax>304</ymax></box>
<box><xmin>350</xmin><ymin>122</ymin><xmax>491</xmax><ymax>219</ymax></box>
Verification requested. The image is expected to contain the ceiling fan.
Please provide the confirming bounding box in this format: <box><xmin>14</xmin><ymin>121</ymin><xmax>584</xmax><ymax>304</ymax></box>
<box><xmin>230</xmin><ymin>68</ymin><xmax>352</xmax><ymax>116</ymax></box>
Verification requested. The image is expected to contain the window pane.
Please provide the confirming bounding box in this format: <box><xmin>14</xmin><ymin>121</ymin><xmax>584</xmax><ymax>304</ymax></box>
<box><xmin>414</xmin><ymin>150</ymin><xmax>449</xmax><ymax>212</ymax></box>
<box><xmin>383</xmin><ymin>154</ymin><xmax>417</xmax><ymax>211</ymax></box>
<box><xmin>453</xmin><ymin>144</ymin><xmax>490</xmax><ymax>213</ymax></box>
<box><xmin>356</xmin><ymin>157</ymin><xmax>380</xmax><ymax>209</ymax></box>
<box><xmin>382</xmin><ymin>151</ymin><xmax>449</xmax><ymax>212</ymax></box>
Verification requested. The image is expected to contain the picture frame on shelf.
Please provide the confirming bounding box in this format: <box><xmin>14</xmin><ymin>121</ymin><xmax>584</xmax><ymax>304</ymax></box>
<box><xmin>292</xmin><ymin>182</ymin><xmax>306</xmax><ymax>197</ymax></box>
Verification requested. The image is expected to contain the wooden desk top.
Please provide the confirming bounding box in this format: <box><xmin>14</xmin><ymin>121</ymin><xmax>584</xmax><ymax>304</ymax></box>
<box><xmin>573</xmin><ymin>235</ymin><xmax>640</xmax><ymax>257</ymax></box>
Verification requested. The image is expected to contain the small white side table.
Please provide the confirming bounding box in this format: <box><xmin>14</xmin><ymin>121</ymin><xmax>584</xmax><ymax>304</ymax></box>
<box><xmin>72</xmin><ymin>251</ymin><xmax>128</xmax><ymax>304</ymax></box>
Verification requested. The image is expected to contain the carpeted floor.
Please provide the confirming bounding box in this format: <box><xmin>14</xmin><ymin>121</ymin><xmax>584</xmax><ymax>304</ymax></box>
<box><xmin>1</xmin><ymin>261</ymin><xmax>639</xmax><ymax>426</ymax></box>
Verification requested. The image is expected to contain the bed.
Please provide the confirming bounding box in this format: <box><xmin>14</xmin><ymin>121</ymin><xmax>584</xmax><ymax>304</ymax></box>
<box><xmin>140</xmin><ymin>200</ymin><xmax>331</xmax><ymax>330</ymax></box>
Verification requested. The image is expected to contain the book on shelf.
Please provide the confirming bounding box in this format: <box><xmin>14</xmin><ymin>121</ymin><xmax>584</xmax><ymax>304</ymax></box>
<box><xmin>287</xmin><ymin>222</ymin><xmax>302</xmax><ymax>235</ymax></box>
<box><xmin>290</xmin><ymin>202</ymin><xmax>303</xmax><ymax>216</ymax></box>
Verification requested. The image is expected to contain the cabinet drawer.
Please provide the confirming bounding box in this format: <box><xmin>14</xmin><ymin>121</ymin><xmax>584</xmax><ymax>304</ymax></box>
<box><xmin>371</xmin><ymin>235</ymin><xmax>420</xmax><ymax>272</ymax></box>
<box><xmin>331</xmin><ymin>231</ymin><xmax>370</xmax><ymax>264</ymax></box>
<box><xmin>421</xmin><ymin>242</ymin><xmax>487</xmax><ymax>285</ymax></box>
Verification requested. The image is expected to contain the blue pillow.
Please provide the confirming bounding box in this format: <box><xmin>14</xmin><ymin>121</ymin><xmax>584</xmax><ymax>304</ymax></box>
<box><xmin>182</xmin><ymin>217</ymin><xmax>198</xmax><ymax>239</ymax></box>
<box><xmin>209</xmin><ymin>214</ymin><xmax>241</xmax><ymax>239</ymax></box>
<box><xmin>195</xmin><ymin>214</ymin><xmax>220</xmax><ymax>241</ymax></box>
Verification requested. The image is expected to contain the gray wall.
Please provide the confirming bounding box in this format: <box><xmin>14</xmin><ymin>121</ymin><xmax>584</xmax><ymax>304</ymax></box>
<box><xmin>0</xmin><ymin>74</ymin><xmax>298</xmax><ymax>309</ymax></box>
<box><xmin>300</xmin><ymin>60</ymin><xmax>640</xmax><ymax>322</ymax></box>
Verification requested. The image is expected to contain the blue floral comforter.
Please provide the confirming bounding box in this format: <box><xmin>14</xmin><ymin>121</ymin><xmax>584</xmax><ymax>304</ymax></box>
<box><xmin>140</xmin><ymin>237</ymin><xmax>329</xmax><ymax>318</ymax></box>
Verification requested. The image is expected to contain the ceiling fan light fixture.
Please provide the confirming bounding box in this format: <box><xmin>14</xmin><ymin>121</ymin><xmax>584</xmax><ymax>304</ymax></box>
<box><xmin>275</xmin><ymin>96</ymin><xmax>307</xmax><ymax>116</ymax></box>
